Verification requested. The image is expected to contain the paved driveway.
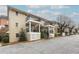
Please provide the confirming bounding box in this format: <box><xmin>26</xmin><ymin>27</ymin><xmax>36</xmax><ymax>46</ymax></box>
<box><xmin>0</xmin><ymin>35</ymin><xmax>79</xmax><ymax>54</ymax></box>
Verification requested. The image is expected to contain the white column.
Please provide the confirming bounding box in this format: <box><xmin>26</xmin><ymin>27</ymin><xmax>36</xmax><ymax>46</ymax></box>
<box><xmin>53</xmin><ymin>27</ymin><xmax>55</xmax><ymax>37</ymax></box>
<box><xmin>48</xmin><ymin>26</ymin><xmax>50</xmax><ymax>38</ymax></box>
<box><xmin>53</xmin><ymin>27</ymin><xmax>55</xmax><ymax>34</ymax></box>
<box><xmin>39</xmin><ymin>24</ymin><xmax>40</xmax><ymax>32</ymax></box>
<box><xmin>29</xmin><ymin>21</ymin><xmax>31</xmax><ymax>32</ymax></box>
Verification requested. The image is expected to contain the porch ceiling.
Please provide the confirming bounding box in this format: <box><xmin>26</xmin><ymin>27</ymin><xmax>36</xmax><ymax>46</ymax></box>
<box><xmin>26</xmin><ymin>20</ymin><xmax>41</xmax><ymax>24</ymax></box>
<box><xmin>44</xmin><ymin>25</ymin><xmax>55</xmax><ymax>28</ymax></box>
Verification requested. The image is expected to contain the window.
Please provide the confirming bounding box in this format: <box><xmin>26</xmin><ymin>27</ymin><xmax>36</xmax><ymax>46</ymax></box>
<box><xmin>16</xmin><ymin>11</ymin><xmax>18</xmax><ymax>16</ymax></box>
<box><xmin>16</xmin><ymin>23</ymin><xmax>18</xmax><ymax>27</ymax></box>
<box><xmin>5</xmin><ymin>25</ymin><xmax>8</xmax><ymax>27</ymax></box>
<box><xmin>16</xmin><ymin>33</ymin><xmax>19</xmax><ymax>37</ymax></box>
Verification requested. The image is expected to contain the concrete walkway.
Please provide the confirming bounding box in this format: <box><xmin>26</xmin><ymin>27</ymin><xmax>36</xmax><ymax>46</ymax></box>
<box><xmin>0</xmin><ymin>35</ymin><xmax>79</xmax><ymax>54</ymax></box>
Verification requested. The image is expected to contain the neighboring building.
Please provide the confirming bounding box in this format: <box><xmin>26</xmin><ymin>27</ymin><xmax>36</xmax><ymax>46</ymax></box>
<box><xmin>0</xmin><ymin>6</ymin><xmax>58</xmax><ymax>43</ymax></box>
<box><xmin>0</xmin><ymin>16</ymin><xmax>8</xmax><ymax>29</ymax></box>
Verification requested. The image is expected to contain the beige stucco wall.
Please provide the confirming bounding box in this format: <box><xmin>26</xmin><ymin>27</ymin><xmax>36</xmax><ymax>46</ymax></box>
<box><xmin>8</xmin><ymin>10</ymin><xmax>26</xmax><ymax>43</ymax></box>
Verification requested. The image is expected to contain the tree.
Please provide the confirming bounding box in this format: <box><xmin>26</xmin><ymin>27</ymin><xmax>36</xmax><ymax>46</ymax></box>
<box><xmin>57</xmin><ymin>15</ymin><xmax>75</xmax><ymax>35</ymax></box>
<box><xmin>75</xmin><ymin>24</ymin><xmax>79</xmax><ymax>34</ymax></box>
<box><xmin>69</xmin><ymin>26</ymin><xmax>75</xmax><ymax>35</ymax></box>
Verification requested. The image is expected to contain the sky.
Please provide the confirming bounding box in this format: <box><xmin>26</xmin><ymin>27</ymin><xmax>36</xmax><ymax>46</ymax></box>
<box><xmin>0</xmin><ymin>5</ymin><xmax>79</xmax><ymax>25</ymax></box>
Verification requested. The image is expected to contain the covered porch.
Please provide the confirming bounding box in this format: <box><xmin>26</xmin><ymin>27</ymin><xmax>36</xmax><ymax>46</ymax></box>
<box><xmin>26</xmin><ymin>20</ymin><xmax>41</xmax><ymax>41</ymax></box>
<box><xmin>40</xmin><ymin>24</ymin><xmax>56</xmax><ymax>39</ymax></box>
<box><xmin>45</xmin><ymin>25</ymin><xmax>55</xmax><ymax>38</ymax></box>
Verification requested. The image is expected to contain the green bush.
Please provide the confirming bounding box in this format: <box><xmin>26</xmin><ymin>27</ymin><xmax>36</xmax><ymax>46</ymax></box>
<box><xmin>55</xmin><ymin>33</ymin><xmax>61</xmax><ymax>37</ymax></box>
<box><xmin>19</xmin><ymin>28</ymin><xmax>26</xmax><ymax>42</ymax></box>
<box><xmin>2</xmin><ymin>36</ymin><xmax>9</xmax><ymax>43</ymax></box>
<box><xmin>55</xmin><ymin>33</ymin><xmax>57</xmax><ymax>37</ymax></box>
<box><xmin>1</xmin><ymin>33</ymin><xmax>9</xmax><ymax>43</ymax></box>
<box><xmin>0</xmin><ymin>36</ymin><xmax>2</xmax><ymax>42</ymax></box>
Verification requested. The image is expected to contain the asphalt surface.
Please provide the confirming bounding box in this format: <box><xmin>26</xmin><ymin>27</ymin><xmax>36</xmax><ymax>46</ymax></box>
<box><xmin>0</xmin><ymin>35</ymin><xmax>79</xmax><ymax>54</ymax></box>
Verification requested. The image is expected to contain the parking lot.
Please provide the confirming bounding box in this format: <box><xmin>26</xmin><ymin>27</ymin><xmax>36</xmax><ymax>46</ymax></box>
<box><xmin>0</xmin><ymin>35</ymin><xmax>79</xmax><ymax>54</ymax></box>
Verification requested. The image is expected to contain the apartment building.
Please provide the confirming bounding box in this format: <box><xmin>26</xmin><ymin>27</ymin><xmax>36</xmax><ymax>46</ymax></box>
<box><xmin>0</xmin><ymin>6</ymin><xmax>58</xmax><ymax>43</ymax></box>
<box><xmin>0</xmin><ymin>16</ymin><xmax>8</xmax><ymax>29</ymax></box>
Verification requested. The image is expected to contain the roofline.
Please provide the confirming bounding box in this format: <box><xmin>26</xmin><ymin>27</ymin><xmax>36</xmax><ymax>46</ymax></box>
<box><xmin>7</xmin><ymin>6</ymin><xmax>58</xmax><ymax>24</ymax></box>
<box><xmin>8</xmin><ymin>6</ymin><xmax>28</xmax><ymax>15</ymax></box>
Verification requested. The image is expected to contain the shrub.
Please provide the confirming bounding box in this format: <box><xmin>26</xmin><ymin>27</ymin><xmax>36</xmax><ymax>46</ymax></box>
<box><xmin>1</xmin><ymin>33</ymin><xmax>9</xmax><ymax>43</ymax></box>
<box><xmin>0</xmin><ymin>36</ymin><xmax>2</xmax><ymax>42</ymax></box>
<box><xmin>19</xmin><ymin>28</ymin><xmax>26</xmax><ymax>42</ymax></box>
